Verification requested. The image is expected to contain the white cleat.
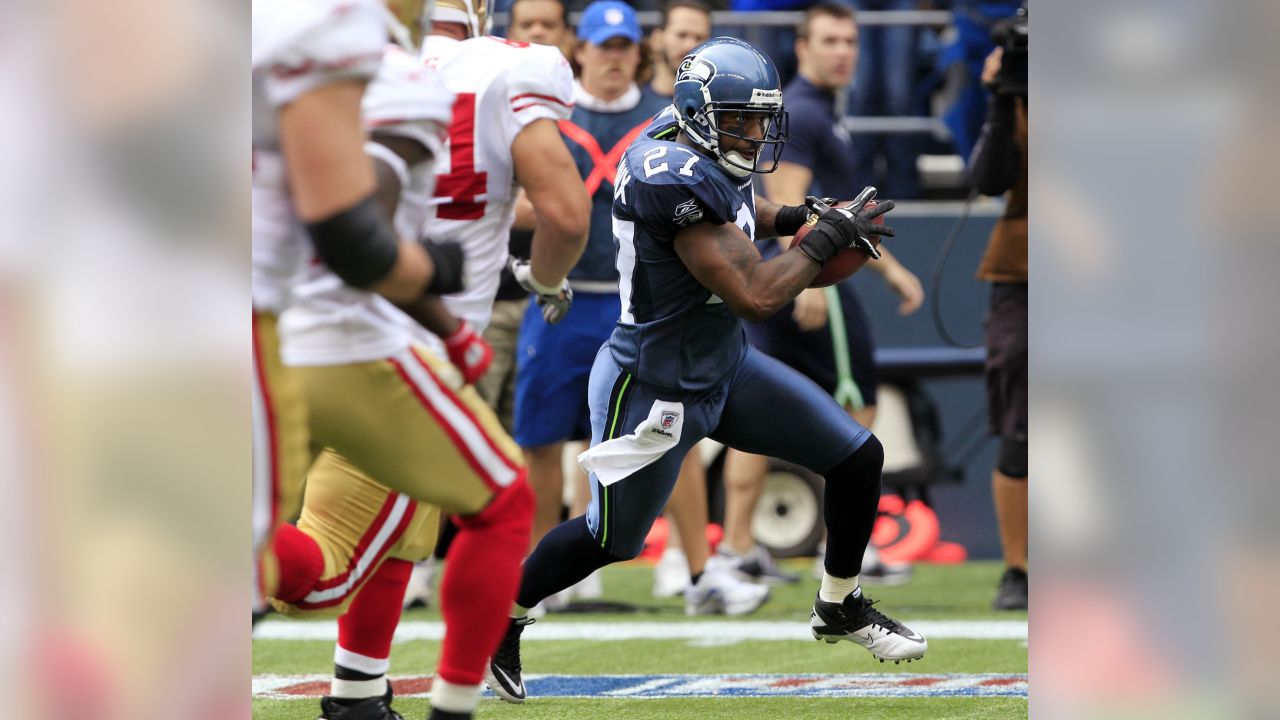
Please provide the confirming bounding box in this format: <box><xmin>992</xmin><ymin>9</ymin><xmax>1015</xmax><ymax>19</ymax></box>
<box><xmin>809</xmin><ymin>589</ymin><xmax>927</xmax><ymax>662</ymax></box>
<box><xmin>685</xmin><ymin>556</ymin><xmax>771</xmax><ymax>616</ymax></box>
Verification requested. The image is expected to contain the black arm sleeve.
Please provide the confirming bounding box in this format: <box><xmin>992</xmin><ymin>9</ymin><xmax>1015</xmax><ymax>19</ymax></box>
<box><xmin>968</xmin><ymin>94</ymin><xmax>1021</xmax><ymax>197</ymax></box>
<box><xmin>305</xmin><ymin>194</ymin><xmax>399</xmax><ymax>289</ymax></box>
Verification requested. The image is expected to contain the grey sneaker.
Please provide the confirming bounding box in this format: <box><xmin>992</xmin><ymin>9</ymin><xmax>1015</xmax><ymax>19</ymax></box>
<box><xmin>719</xmin><ymin>543</ymin><xmax>800</xmax><ymax>585</ymax></box>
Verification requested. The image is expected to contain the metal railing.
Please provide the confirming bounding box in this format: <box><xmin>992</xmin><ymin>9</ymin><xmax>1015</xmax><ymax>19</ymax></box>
<box><xmin>490</xmin><ymin>10</ymin><xmax>953</xmax><ymax>28</ymax></box>
<box><xmin>489</xmin><ymin>10</ymin><xmax>957</xmax><ymax>137</ymax></box>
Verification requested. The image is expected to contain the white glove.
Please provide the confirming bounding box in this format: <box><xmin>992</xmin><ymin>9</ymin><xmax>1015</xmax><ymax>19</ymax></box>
<box><xmin>509</xmin><ymin>258</ymin><xmax>574</xmax><ymax>324</ymax></box>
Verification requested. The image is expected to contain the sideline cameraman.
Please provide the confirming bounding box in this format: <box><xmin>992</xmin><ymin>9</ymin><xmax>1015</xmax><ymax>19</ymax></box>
<box><xmin>971</xmin><ymin>39</ymin><xmax>1028</xmax><ymax>611</ymax></box>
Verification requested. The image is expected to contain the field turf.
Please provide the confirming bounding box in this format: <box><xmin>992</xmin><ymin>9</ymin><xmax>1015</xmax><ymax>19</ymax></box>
<box><xmin>253</xmin><ymin>560</ymin><xmax>1027</xmax><ymax>719</ymax></box>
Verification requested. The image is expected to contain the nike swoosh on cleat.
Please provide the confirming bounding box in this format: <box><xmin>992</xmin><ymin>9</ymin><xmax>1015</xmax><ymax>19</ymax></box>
<box><xmin>493</xmin><ymin>666</ymin><xmax>525</xmax><ymax>698</ymax></box>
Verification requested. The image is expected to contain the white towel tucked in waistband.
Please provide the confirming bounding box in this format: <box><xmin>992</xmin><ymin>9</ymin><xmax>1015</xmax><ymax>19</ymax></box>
<box><xmin>578</xmin><ymin>400</ymin><xmax>685</xmax><ymax>487</ymax></box>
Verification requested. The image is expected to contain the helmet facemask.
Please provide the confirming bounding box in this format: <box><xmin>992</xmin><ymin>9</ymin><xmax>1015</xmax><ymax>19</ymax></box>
<box><xmin>705</xmin><ymin>106</ymin><xmax>788</xmax><ymax>177</ymax></box>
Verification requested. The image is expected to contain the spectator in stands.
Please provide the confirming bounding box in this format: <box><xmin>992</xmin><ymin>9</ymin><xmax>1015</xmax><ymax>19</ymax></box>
<box><xmin>936</xmin><ymin>0</ymin><xmax>1021</xmax><ymax>159</ymax></box>
<box><xmin>848</xmin><ymin>0</ymin><xmax>920</xmax><ymax>198</ymax></box>
<box><xmin>970</xmin><ymin>42</ymin><xmax>1027</xmax><ymax>611</ymax></box>
<box><xmin>719</xmin><ymin>1</ymin><xmax>924</xmax><ymax>584</ymax></box>
<box><xmin>508</xmin><ymin>0</ymin><xmax>571</xmax><ymax>54</ymax></box>
<box><xmin>646</xmin><ymin>0</ymin><xmax>713</xmax><ymax>99</ymax></box>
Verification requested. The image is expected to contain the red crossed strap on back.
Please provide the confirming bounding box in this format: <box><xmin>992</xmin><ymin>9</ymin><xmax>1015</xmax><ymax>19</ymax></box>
<box><xmin>558</xmin><ymin>119</ymin><xmax>652</xmax><ymax>196</ymax></box>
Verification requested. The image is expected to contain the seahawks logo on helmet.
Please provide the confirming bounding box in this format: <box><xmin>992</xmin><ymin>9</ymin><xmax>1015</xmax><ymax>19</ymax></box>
<box><xmin>677</xmin><ymin>55</ymin><xmax>716</xmax><ymax>85</ymax></box>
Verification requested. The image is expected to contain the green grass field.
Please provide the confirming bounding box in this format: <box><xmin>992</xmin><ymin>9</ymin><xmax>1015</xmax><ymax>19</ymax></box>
<box><xmin>253</xmin><ymin>560</ymin><xmax>1027</xmax><ymax>719</ymax></box>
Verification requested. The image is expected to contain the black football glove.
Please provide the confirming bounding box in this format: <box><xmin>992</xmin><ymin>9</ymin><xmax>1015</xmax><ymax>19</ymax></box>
<box><xmin>796</xmin><ymin>188</ymin><xmax>895</xmax><ymax>266</ymax></box>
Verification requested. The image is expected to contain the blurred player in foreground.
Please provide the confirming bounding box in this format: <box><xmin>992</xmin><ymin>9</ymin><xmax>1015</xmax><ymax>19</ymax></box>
<box><xmin>261</xmin><ymin>1</ymin><xmax>587</xmax><ymax>718</ymax></box>
<box><xmin>251</xmin><ymin>0</ymin><xmax>462</xmax><ymax>616</ymax></box>
<box><xmin>485</xmin><ymin>37</ymin><xmax>926</xmax><ymax>705</ymax></box>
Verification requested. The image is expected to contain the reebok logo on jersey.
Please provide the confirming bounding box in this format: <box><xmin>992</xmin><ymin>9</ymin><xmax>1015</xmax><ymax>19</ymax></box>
<box><xmin>674</xmin><ymin>198</ymin><xmax>703</xmax><ymax>226</ymax></box>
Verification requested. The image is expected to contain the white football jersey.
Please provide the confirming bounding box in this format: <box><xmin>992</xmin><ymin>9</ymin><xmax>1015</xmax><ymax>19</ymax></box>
<box><xmin>280</xmin><ymin>44</ymin><xmax>454</xmax><ymax>367</ymax></box>
<box><xmin>251</xmin><ymin>0</ymin><xmax>387</xmax><ymax>314</ymax></box>
<box><xmin>417</xmin><ymin>35</ymin><xmax>575</xmax><ymax>330</ymax></box>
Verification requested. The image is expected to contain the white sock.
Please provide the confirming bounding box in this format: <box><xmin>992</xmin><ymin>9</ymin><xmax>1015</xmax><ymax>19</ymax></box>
<box><xmin>330</xmin><ymin>675</ymin><xmax>387</xmax><ymax>699</ymax></box>
<box><xmin>431</xmin><ymin>677</ymin><xmax>482</xmax><ymax>713</ymax></box>
<box><xmin>819</xmin><ymin>573</ymin><xmax>859</xmax><ymax>603</ymax></box>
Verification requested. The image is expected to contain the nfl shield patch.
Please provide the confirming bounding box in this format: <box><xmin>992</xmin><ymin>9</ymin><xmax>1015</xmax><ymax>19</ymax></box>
<box><xmin>661</xmin><ymin>411</ymin><xmax>679</xmax><ymax>431</ymax></box>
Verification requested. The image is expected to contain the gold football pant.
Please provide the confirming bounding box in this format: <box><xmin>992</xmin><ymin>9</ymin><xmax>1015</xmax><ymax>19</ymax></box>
<box><xmin>271</xmin><ymin>449</ymin><xmax>442</xmax><ymax>617</ymax></box>
<box><xmin>252</xmin><ymin>311</ymin><xmax>310</xmax><ymax>607</ymax></box>
<box><xmin>294</xmin><ymin>345</ymin><xmax>524</xmax><ymax>513</ymax></box>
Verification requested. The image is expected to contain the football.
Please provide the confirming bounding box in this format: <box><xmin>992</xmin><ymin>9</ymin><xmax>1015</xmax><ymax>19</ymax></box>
<box><xmin>790</xmin><ymin>199</ymin><xmax>884</xmax><ymax>288</ymax></box>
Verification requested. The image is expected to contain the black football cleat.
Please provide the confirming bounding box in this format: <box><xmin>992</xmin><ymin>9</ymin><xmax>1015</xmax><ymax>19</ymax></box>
<box><xmin>317</xmin><ymin>686</ymin><xmax>403</xmax><ymax>720</ymax></box>
<box><xmin>484</xmin><ymin>616</ymin><xmax>535</xmax><ymax>703</ymax></box>
<box><xmin>810</xmin><ymin>590</ymin><xmax>927</xmax><ymax>662</ymax></box>
<box><xmin>993</xmin><ymin>567</ymin><xmax>1028</xmax><ymax>610</ymax></box>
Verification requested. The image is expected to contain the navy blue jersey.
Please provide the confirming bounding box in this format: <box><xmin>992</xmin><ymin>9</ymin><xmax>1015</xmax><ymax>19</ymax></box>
<box><xmin>607</xmin><ymin>108</ymin><xmax>758</xmax><ymax>392</ymax></box>
<box><xmin>559</xmin><ymin>89</ymin><xmax>669</xmax><ymax>283</ymax></box>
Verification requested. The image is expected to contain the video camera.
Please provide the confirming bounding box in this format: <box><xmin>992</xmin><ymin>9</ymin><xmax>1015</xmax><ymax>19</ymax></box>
<box><xmin>990</xmin><ymin>6</ymin><xmax>1028</xmax><ymax>98</ymax></box>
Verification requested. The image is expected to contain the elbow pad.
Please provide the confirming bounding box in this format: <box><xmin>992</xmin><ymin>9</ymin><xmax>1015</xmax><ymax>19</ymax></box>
<box><xmin>305</xmin><ymin>194</ymin><xmax>399</xmax><ymax>289</ymax></box>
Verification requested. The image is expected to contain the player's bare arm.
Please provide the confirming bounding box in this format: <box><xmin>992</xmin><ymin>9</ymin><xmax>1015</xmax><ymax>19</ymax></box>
<box><xmin>674</xmin><ymin>220</ymin><xmax>821</xmax><ymax>323</ymax></box>
<box><xmin>363</xmin><ymin>133</ymin><xmax>470</xmax><ymax>338</ymax></box>
<box><xmin>279</xmin><ymin>81</ymin><xmax>443</xmax><ymax>303</ymax></box>
<box><xmin>512</xmin><ymin>118</ymin><xmax>591</xmax><ymax>288</ymax></box>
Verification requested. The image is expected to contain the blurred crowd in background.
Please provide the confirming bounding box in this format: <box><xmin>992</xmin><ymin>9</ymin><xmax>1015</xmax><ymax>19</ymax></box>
<box><xmin>492</xmin><ymin>0</ymin><xmax>1024</xmax><ymax>200</ymax></box>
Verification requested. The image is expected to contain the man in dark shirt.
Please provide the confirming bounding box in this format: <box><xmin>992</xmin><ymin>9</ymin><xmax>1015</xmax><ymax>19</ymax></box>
<box><xmin>720</xmin><ymin>2</ymin><xmax>925</xmax><ymax>584</ymax></box>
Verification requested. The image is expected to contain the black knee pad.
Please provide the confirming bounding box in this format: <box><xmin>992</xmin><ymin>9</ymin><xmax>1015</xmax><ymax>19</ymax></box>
<box><xmin>997</xmin><ymin>436</ymin><xmax>1028</xmax><ymax>479</ymax></box>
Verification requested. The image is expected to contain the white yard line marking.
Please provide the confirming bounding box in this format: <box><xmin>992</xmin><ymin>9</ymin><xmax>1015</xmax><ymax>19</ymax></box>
<box><xmin>255</xmin><ymin>619</ymin><xmax>1026</xmax><ymax>642</ymax></box>
<box><xmin>254</xmin><ymin>673</ymin><xmax>1029</xmax><ymax>699</ymax></box>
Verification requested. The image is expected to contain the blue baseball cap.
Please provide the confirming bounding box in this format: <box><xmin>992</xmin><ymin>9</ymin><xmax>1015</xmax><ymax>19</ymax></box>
<box><xmin>577</xmin><ymin>1</ymin><xmax>643</xmax><ymax>45</ymax></box>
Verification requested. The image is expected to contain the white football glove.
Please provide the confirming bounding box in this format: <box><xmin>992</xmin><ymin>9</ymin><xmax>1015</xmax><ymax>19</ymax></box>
<box><xmin>509</xmin><ymin>258</ymin><xmax>574</xmax><ymax>324</ymax></box>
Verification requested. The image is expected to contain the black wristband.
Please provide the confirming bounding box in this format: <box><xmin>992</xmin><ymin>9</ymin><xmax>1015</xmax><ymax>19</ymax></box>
<box><xmin>306</xmin><ymin>194</ymin><xmax>399</xmax><ymax>289</ymax></box>
<box><xmin>797</xmin><ymin>224</ymin><xmax>842</xmax><ymax>265</ymax></box>
<box><xmin>423</xmin><ymin>241</ymin><xmax>466</xmax><ymax>295</ymax></box>
<box><xmin>773</xmin><ymin>204</ymin><xmax>811</xmax><ymax>237</ymax></box>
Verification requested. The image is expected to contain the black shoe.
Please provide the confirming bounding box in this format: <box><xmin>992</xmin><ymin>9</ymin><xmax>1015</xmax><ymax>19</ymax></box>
<box><xmin>993</xmin><ymin>567</ymin><xmax>1028</xmax><ymax>610</ymax></box>
<box><xmin>484</xmin><ymin>616</ymin><xmax>534</xmax><ymax>703</ymax></box>
<box><xmin>810</xmin><ymin>591</ymin><xmax>927</xmax><ymax>663</ymax></box>
<box><xmin>426</xmin><ymin>709</ymin><xmax>471</xmax><ymax>720</ymax></box>
<box><xmin>318</xmin><ymin>687</ymin><xmax>403</xmax><ymax>720</ymax></box>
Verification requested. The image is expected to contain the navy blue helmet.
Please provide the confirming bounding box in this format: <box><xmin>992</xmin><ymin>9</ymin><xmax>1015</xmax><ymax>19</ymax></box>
<box><xmin>672</xmin><ymin>37</ymin><xmax>788</xmax><ymax>178</ymax></box>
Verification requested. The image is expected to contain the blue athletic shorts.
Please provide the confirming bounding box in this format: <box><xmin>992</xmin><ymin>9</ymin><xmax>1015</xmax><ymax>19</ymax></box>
<box><xmin>513</xmin><ymin>292</ymin><xmax>620</xmax><ymax>448</ymax></box>
<box><xmin>584</xmin><ymin>344</ymin><xmax>871</xmax><ymax>558</ymax></box>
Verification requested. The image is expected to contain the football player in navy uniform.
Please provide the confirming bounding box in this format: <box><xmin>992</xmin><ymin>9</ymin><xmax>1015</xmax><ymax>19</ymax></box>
<box><xmin>485</xmin><ymin>37</ymin><xmax>927</xmax><ymax>704</ymax></box>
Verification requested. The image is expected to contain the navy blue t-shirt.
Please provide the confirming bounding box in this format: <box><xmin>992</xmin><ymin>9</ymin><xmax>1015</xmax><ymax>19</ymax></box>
<box><xmin>608</xmin><ymin>108</ymin><xmax>758</xmax><ymax>392</ymax></box>
<box><xmin>560</xmin><ymin>89</ymin><xmax>670</xmax><ymax>283</ymax></box>
<box><xmin>779</xmin><ymin>75</ymin><xmax>859</xmax><ymax>198</ymax></box>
